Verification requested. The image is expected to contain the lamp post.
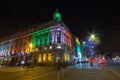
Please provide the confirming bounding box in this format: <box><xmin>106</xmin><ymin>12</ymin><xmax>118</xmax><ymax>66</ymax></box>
<box><xmin>81</xmin><ymin>41</ymin><xmax>88</xmax><ymax>58</ymax></box>
<box><xmin>29</xmin><ymin>43</ymin><xmax>33</xmax><ymax>53</ymax></box>
<box><xmin>28</xmin><ymin>43</ymin><xmax>33</xmax><ymax>67</ymax></box>
<box><xmin>87</xmin><ymin>33</ymin><xmax>100</xmax><ymax>66</ymax></box>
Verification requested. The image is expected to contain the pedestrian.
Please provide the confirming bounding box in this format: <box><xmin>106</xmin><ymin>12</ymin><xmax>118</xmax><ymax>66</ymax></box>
<box><xmin>89</xmin><ymin>58</ymin><xmax>93</xmax><ymax>67</ymax></box>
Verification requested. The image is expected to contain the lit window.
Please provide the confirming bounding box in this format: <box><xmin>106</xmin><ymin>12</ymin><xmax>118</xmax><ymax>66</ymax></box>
<box><xmin>43</xmin><ymin>54</ymin><xmax>47</xmax><ymax>62</ymax></box>
<box><xmin>44</xmin><ymin>47</ymin><xmax>47</xmax><ymax>50</ymax></box>
<box><xmin>36</xmin><ymin>48</ymin><xmax>38</xmax><ymax>51</ymax></box>
<box><xmin>57</xmin><ymin>30</ymin><xmax>61</xmax><ymax>43</ymax></box>
<box><xmin>49</xmin><ymin>46</ymin><xmax>52</xmax><ymax>49</ymax></box>
<box><xmin>38</xmin><ymin>54</ymin><xmax>42</xmax><ymax>63</ymax></box>
<box><xmin>48</xmin><ymin>54</ymin><xmax>52</xmax><ymax>61</ymax></box>
<box><xmin>57</xmin><ymin>45</ymin><xmax>61</xmax><ymax>49</ymax></box>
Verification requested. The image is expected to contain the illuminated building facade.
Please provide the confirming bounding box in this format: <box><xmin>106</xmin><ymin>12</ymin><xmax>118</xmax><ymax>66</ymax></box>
<box><xmin>0</xmin><ymin>10</ymin><xmax>76</xmax><ymax>66</ymax></box>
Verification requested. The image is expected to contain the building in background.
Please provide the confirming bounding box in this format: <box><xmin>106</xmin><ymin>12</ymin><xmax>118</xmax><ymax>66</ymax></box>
<box><xmin>0</xmin><ymin>10</ymin><xmax>79</xmax><ymax>66</ymax></box>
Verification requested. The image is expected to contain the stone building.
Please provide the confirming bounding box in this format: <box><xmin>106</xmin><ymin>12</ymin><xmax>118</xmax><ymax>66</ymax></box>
<box><xmin>0</xmin><ymin>10</ymin><xmax>80</xmax><ymax>66</ymax></box>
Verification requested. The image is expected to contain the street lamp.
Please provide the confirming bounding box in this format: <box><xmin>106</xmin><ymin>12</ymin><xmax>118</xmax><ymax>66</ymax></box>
<box><xmin>82</xmin><ymin>41</ymin><xmax>86</xmax><ymax>45</ymax></box>
<box><xmin>81</xmin><ymin>41</ymin><xmax>88</xmax><ymax>58</ymax></box>
<box><xmin>88</xmin><ymin>33</ymin><xmax>100</xmax><ymax>45</ymax></box>
<box><xmin>29</xmin><ymin>43</ymin><xmax>32</xmax><ymax>48</ymax></box>
<box><xmin>89</xmin><ymin>34</ymin><xmax>96</xmax><ymax>41</ymax></box>
<box><xmin>87</xmin><ymin>33</ymin><xmax>101</xmax><ymax>66</ymax></box>
<box><xmin>28</xmin><ymin>43</ymin><xmax>34</xmax><ymax>66</ymax></box>
<box><xmin>90</xmin><ymin>34</ymin><xmax>95</xmax><ymax>39</ymax></box>
<box><xmin>29</xmin><ymin>43</ymin><xmax>33</xmax><ymax>52</ymax></box>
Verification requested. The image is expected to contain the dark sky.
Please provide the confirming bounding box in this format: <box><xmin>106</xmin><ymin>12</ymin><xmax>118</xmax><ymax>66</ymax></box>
<box><xmin>0</xmin><ymin>0</ymin><xmax>120</xmax><ymax>52</ymax></box>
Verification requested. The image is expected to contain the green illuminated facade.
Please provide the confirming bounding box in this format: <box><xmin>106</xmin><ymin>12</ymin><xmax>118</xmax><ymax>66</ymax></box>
<box><xmin>32</xmin><ymin>28</ymin><xmax>50</xmax><ymax>46</ymax></box>
<box><xmin>53</xmin><ymin>9</ymin><xmax>62</xmax><ymax>21</ymax></box>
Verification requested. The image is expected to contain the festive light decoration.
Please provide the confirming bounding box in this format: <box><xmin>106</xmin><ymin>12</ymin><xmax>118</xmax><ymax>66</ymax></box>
<box><xmin>76</xmin><ymin>37</ymin><xmax>82</xmax><ymax>61</ymax></box>
<box><xmin>87</xmin><ymin>40</ymin><xmax>94</xmax><ymax>56</ymax></box>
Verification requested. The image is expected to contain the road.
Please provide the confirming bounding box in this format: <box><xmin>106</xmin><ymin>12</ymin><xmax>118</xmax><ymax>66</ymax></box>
<box><xmin>0</xmin><ymin>63</ymin><xmax>119</xmax><ymax>80</ymax></box>
<box><xmin>0</xmin><ymin>66</ymin><xmax>57</xmax><ymax>80</ymax></box>
<box><xmin>62</xmin><ymin>64</ymin><xmax>120</xmax><ymax>80</ymax></box>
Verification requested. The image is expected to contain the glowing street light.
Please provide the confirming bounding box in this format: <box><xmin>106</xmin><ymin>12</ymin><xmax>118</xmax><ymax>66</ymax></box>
<box><xmin>86</xmin><ymin>32</ymin><xmax>101</xmax><ymax>66</ymax></box>
<box><xmin>29</xmin><ymin>43</ymin><xmax>33</xmax><ymax>52</ymax></box>
<box><xmin>87</xmin><ymin>33</ymin><xmax>100</xmax><ymax>45</ymax></box>
<box><xmin>87</xmin><ymin>33</ymin><xmax>100</xmax><ymax>57</ymax></box>
<box><xmin>89</xmin><ymin>34</ymin><xmax>96</xmax><ymax>41</ymax></box>
<box><xmin>90</xmin><ymin>34</ymin><xmax>95</xmax><ymax>39</ymax></box>
<box><xmin>29</xmin><ymin>43</ymin><xmax>33</xmax><ymax>48</ymax></box>
<box><xmin>82</xmin><ymin>41</ymin><xmax>86</xmax><ymax>44</ymax></box>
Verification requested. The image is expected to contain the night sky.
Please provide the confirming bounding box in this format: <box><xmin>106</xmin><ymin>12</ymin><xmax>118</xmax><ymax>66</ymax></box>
<box><xmin>0</xmin><ymin>0</ymin><xmax>120</xmax><ymax>52</ymax></box>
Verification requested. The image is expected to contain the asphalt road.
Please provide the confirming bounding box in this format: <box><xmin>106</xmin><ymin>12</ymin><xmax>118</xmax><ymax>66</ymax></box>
<box><xmin>62</xmin><ymin>66</ymin><xmax>120</xmax><ymax>80</ymax></box>
<box><xmin>0</xmin><ymin>63</ymin><xmax>119</xmax><ymax>80</ymax></box>
<box><xmin>0</xmin><ymin>66</ymin><xmax>57</xmax><ymax>80</ymax></box>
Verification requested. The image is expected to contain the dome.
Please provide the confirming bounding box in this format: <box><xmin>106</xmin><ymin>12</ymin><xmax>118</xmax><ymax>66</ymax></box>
<box><xmin>53</xmin><ymin>9</ymin><xmax>62</xmax><ymax>21</ymax></box>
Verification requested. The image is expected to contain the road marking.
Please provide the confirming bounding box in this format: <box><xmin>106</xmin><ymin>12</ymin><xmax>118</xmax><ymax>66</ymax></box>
<box><xmin>31</xmin><ymin>71</ymin><xmax>56</xmax><ymax>80</ymax></box>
